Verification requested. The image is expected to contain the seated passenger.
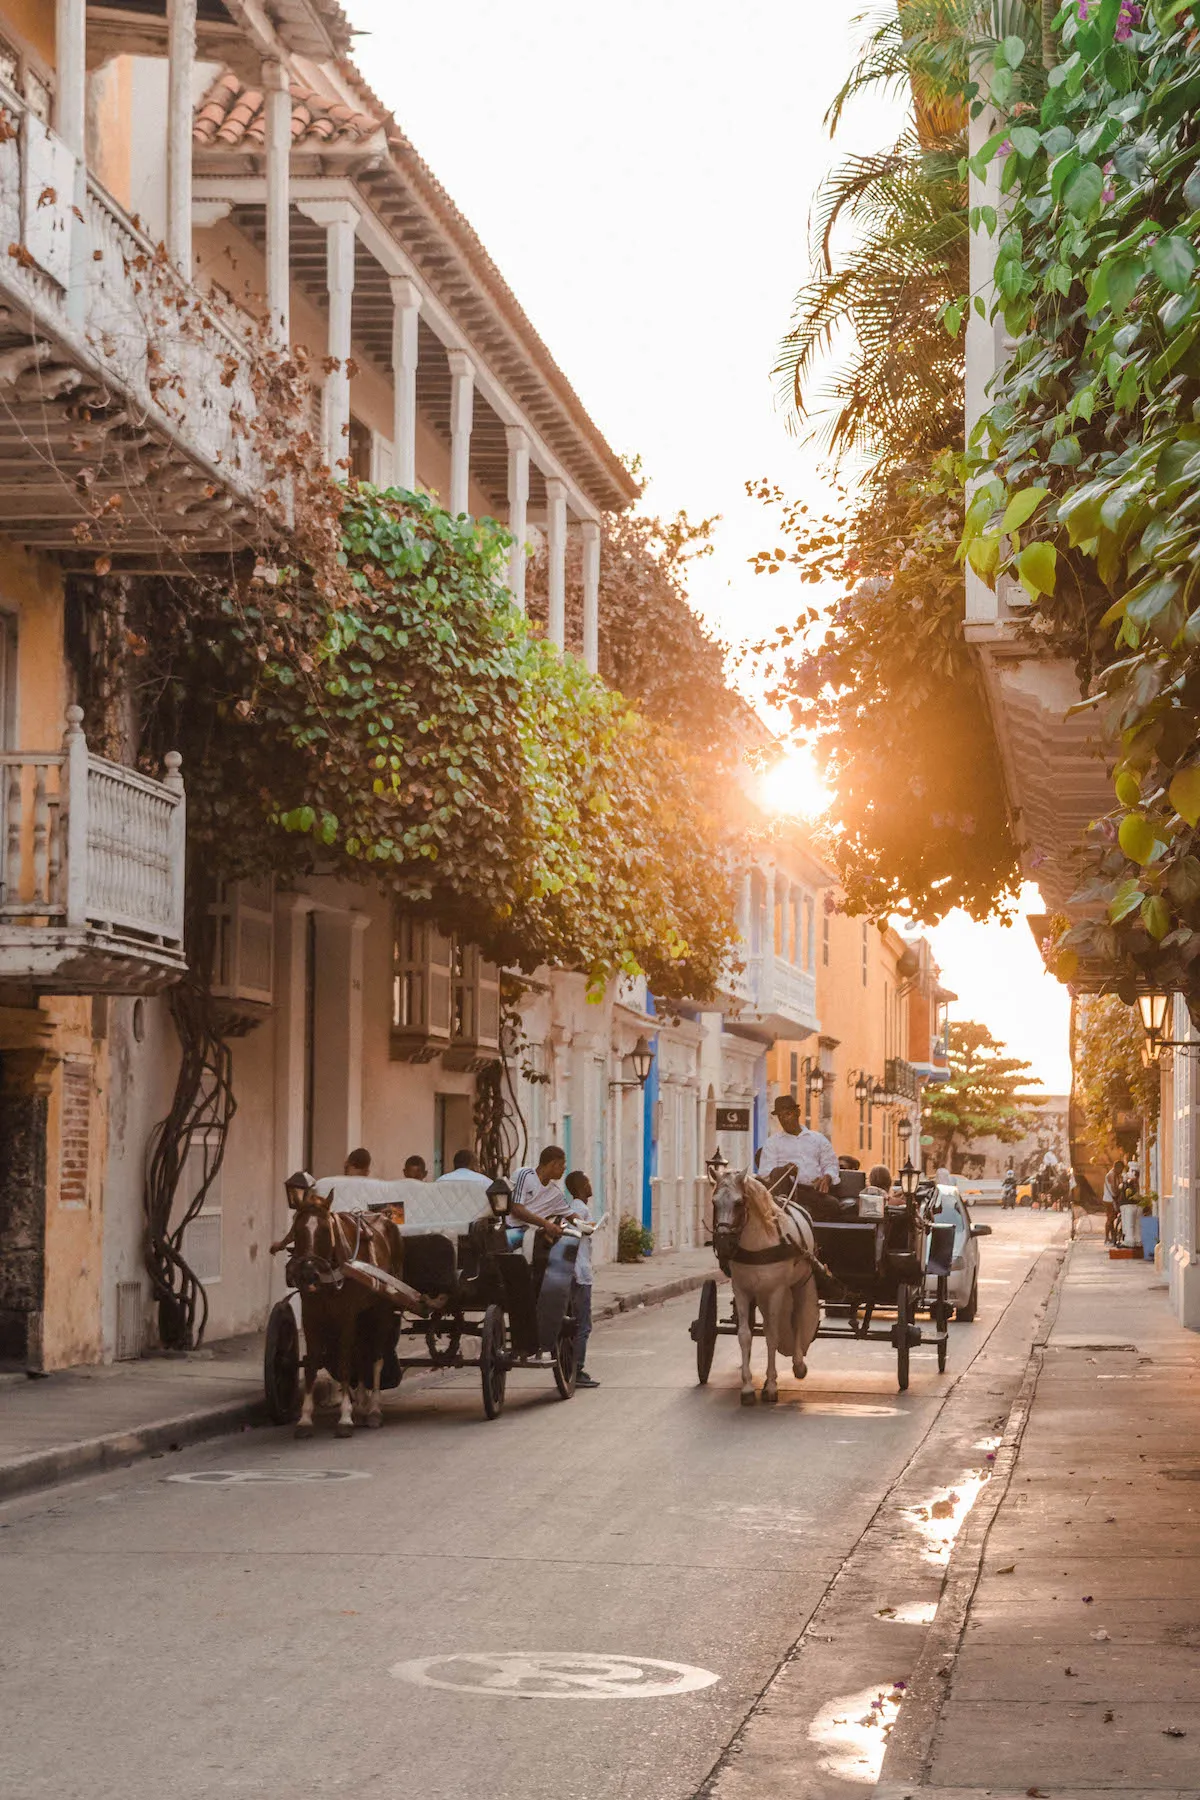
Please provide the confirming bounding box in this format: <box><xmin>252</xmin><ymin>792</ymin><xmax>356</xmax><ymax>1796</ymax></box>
<box><xmin>437</xmin><ymin>1148</ymin><xmax>492</xmax><ymax>1186</ymax></box>
<box><xmin>868</xmin><ymin>1163</ymin><xmax>893</xmax><ymax>1191</ymax></box>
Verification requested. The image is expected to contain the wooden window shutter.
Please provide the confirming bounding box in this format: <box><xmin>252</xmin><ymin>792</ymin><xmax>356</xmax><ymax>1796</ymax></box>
<box><xmin>211</xmin><ymin>879</ymin><xmax>274</xmax><ymax>1007</ymax></box>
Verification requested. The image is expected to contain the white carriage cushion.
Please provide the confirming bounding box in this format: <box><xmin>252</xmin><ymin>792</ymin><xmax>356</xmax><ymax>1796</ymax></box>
<box><xmin>312</xmin><ymin>1175</ymin><xmax>488</xmax><ymax>1233</ymax></box>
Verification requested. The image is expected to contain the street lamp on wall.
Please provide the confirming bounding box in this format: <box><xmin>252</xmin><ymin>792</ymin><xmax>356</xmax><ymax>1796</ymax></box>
<box><xmin>853</xmin><ymin>1072</ymin><xmax>871</xmax><ymax>1107</ymax></box>
<box><xmin>871</xmin><ymin>1079</ymin><xmax>887</xmax><ymax>1109</ymax></box>
<box><xmin>629</xmin><ymin>1034</ymin><xmax>655</xmax><ymax>1088</ymax></box>
<box><xmin>897</xmin><ymin>1116</ymin><xmax>913</xmax><ymax>1153</ymax></box>
<box><xmin>1137</xmin><ymin>991</ymin><xmax>1170</xmax><ymax>1058</ymax></box>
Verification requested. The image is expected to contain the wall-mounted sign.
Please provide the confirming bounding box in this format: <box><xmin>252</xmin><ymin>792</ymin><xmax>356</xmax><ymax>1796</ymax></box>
<box><xmin>716</xmin><ymin>1105</ymin><xmax>751</xmax><ymax>1133</ymax></box>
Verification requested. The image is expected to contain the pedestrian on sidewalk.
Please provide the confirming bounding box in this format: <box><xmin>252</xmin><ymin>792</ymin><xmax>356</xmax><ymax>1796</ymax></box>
<box><xmin>565</xmin><ymin>1170</ymin><xmax>599</xmax><ymax>1389</ymax></box>
<box><xmin>1102</xmin><ymin>1157</ymin><xmax>1124</xmax><ymax>1243</ymax></box>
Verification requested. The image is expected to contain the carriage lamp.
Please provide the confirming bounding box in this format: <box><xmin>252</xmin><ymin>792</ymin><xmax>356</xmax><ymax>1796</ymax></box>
<box><xmin>284</xmin><ymin>1170</ymin><xmax>315</xmax><ymax>1210</ymax></box>
<box><xmin>630</xmin><ymin>1034</ymin><xmax>655</xmax><ymax>1087</ymax></box>
<box><xmin>853</xmin><ymin>1072</ymin><xmax>870</xmax><ymax>1106</ymax></box>
<box><xmin>706</xmin><ymin>1148</ymin><xmax>729</xmax><ymax>1185</ymax></box>
<box><xmin>899</xmin><ymin>1159</ymin><xmax>920</xmax><ymax>1200</ymax></box>
<box><xmin>806</xmin><ymin>1065</ymin><xmax>826</xmax><ymax>1100</ymax></box>
<box><xmin>486</xmin><ymin>1178</ymin><xmax>512</xmax><ymax>1217</ymax></box>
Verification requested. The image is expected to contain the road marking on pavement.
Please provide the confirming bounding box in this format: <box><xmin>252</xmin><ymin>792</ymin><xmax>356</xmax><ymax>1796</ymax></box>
<box><xmin>390</xmin><ymin>1651</ymin><xmax>718</xmax><ymax>1699</ymax></box>
<box><xmin>166</xmin><ymin>1469</ymin><xmax>371</xmax><ymax>1486</ymax></box>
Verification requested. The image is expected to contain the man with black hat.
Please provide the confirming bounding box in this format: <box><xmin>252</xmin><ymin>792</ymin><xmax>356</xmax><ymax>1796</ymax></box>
<box><xmin>757</xmin><ymin>1094</ymin><xmax>839</xmax><ymax>1192</ymax></box>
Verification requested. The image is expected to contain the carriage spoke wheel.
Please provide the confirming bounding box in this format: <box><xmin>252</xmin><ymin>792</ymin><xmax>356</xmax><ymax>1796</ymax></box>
<box><xmin>895</xmin><ymin>1284</ymin><xmax>912</xmax><ymax>1393</ymax></box>
<box><xmin>553</xmin><ymin>1309</ymin><xmax>579</xmax><ymax>1399</ymax></box>
<box><xmin>479</xmin><ymin>1304</ymin><xmax>508</xmax><ymax>1420</ymax></box>
<box><xmin>264</xmin><ymin>1298</ymin><xmax>301</xmax><ymax>1425</ymax></box>
<box><xmin>694</xmin><ymin>1279</ymin><xmax>719</xmax><ymax>1385</ymax></box>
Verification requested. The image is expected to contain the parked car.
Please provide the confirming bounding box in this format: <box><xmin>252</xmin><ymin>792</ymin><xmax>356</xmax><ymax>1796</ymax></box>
<box><xmin>925</xmin><ymin>1184</ymin><xmax>991</xmax><ymax>1321</ymax></box>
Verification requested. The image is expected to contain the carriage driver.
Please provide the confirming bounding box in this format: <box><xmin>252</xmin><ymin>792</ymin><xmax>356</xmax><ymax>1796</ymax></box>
<box><xmin>756</xmin><ymin>1095</ymin><xmax>839</xmax><ymax>1193</ymax></box>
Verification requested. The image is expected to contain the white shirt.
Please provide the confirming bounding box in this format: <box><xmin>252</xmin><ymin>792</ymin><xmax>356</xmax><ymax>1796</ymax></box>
<box><xmin>757</xmin><ymin>1127</ymin><xmax>839</xmax><ymax>1187</ymax></box>
<box><xmin>510</xmin><ymin>1168</ymin><xmax>567</xmax><ymax>1218</ymax></box>
<box><xmin>563</xmin><ymin>1197</ymin><xmax>593</xmax><ymax>1285</ymax></box>
<box><xmin>436</xmin><ymin>1167</ymin><xmax>492</xmax><ymax>1185</ymax></box>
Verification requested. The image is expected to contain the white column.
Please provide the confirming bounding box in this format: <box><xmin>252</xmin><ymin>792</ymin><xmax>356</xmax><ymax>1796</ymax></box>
<box><xmin>581</xmin><ymin>519</ymin><xmax>600</xmax><ymax>673</ymax></box>
<box><xmin>546</xmin><ymin>477</ymin><xmax>568</xmax><ymax>650</ymax></box>
<box><xmin>390</xmin><ymin>277</ymin><xmax>421</xmax><ymax>490</ymax></box>
<box><xmin>54</xmin><ymin>0</ymin><xmax>87</xmax><ymax>157</ymax></box>
<box><xmin>262</xmin><ymin>60</ymin><xmax>291</xmax><ymax>344</ymax></box>
<box><xmin>505</xmin><ymin>426</ymin><xmax>530</xmax><ymax>608</ymax></box>
<box><xmin>298</xmin><ymin>200</ymin><xmax>358</xmax><ymax>470</ymax></box>
<box><xmin>448</xmin><ymin>350</ymin><xmax>474</xmax><ymax>515</ymax></box>
<box><xmin>166</xmin><ymin>0</ymin><xmax>197</xmax><ymax>274</ymax></box>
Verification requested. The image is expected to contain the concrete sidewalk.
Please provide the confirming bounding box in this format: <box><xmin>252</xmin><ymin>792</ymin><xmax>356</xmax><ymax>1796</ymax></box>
<box><xmin>879</xmin><ymin>1235</ymin><xmax>1200</xmax><ymax>1800</ymax></box>
<box><xmin>0</xmin><ymin>1244</ymin><xmax>713</xmax><ymax>1503</ymax></box>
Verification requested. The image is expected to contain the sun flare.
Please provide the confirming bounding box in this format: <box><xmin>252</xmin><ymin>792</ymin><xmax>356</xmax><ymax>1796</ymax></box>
<box><xmin>760</xmin><ymin>747</ymin><xmax>832</xmax><ymax>821</ymax></box>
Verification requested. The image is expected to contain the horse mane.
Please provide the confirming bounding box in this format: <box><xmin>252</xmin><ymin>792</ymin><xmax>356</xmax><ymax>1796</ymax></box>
<box><xmin>743</xmin><ymin>1174</ymin><xmax>782</xmax><ymax>1240</ymax></box>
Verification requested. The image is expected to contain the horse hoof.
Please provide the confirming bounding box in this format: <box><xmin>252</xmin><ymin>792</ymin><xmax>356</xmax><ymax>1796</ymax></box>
<box><xmin>335</xmin><ymin>1420</ymin><xmax>354</xmax><ymax>1439</ymax></box>
<box><xmin>761</xmin><ymin>1388</ymin><xmax>779</xmax><ymax>1405</ymax></box>
<box><xmin>293</xmin><ymin>1422</ymin><xmax>313</xmax><ymax>1440</ymax></box>
<box><xmin>740</xmin><ymin>1391</ymin><xmax>757</xmax><ymax>1407</ymax></box>
<box><xmin>365</xmin><ymin>1412</ymin><xmax>383</xmax><ymax>1430</ymax></box>
<box><xmin>793</xmin><ymin>1360</ymin><xmax>808</xmax><ymax>1380</ymax></box>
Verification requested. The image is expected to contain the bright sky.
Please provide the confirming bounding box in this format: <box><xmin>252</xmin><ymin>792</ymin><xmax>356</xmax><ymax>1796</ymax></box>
<box><xmin>344</xmin><ymin>0</ymin><xmax>1072</xmax><ymax>1092</ymax></box>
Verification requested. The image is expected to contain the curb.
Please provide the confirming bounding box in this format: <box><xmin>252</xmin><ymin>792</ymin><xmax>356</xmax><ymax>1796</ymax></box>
<box><xmin>872</xmin><ymin>1237</ymin><xmax>1071</xmax><ymax>1797</ymax></box>
<box><xmin>0</xmin><ymin>1395</ymin><xmax>265</xmax><ymax>1504</ymax></box>
<box><xmin>592</xmin><ymin>1268</ymin><xmax>710</xmax><ymax>1324</ymax></box>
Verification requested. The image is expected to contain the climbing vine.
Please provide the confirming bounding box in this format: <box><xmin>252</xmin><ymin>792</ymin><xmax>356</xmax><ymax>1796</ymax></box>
<box><xmin>133</xmin><ymin>484</ymin><xmax>739</xmax><ymax>1000</ymax></box>
<box><xmin>962</xmin><ymin>0</ymin><xmax>1200</xmax><ymax>986</ymax></box>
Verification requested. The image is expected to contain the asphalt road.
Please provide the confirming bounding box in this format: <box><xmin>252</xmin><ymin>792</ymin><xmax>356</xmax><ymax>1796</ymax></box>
<box><xmin>0</xmin><ymin>1212</ymin><xmax>1062</xmax><ymax>1800</ymax></box>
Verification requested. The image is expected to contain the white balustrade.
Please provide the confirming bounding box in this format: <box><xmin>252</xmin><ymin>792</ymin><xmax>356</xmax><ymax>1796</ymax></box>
<box><xmin>0</xmin><ymin>80</ymin><xmax>261</xmax><ymax>501</ymax></box>
<box><xmin>0</xmin><ymin>712</ymin><xmax>185</xmax><ymax>963</ymax></box>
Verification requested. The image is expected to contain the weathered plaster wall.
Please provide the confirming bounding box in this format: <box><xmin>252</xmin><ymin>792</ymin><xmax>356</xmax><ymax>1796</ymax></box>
<box><xmin>7</xmin><ymin>0</ymin><xmax>54</xmax><ymax>65</ymax></box>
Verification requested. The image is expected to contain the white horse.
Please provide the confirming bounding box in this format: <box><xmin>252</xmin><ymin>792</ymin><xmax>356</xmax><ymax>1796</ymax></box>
<box><xmin>710</xmin><ymin>1168</ymin><xmax>822</xmax><ymax>1406</ymax></box>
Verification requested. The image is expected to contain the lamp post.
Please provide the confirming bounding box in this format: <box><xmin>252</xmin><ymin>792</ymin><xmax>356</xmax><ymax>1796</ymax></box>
<box><xmin>853</xmin><ymin>1072</ymin><xmax>870</xmax><ymax>1107</ymax></box>
<box><xmin>706</xmin><ymin>1148</ymin><xmax>729</xmax><ymax>1186</ymax></box>
<box><xmin>897</xmin><ymin>1115</ymin><xmax>913</xmax><ymax>1155</ymax></box>
<box><xmin>899</xmin><ymin>1158</ymin><xmax>920</xmax><ymax>1200</ymax></box>
<box><xmin>871</xmin><ymin>1079</ymin><xmax>887</xmax><ymax>1109</ymax></box>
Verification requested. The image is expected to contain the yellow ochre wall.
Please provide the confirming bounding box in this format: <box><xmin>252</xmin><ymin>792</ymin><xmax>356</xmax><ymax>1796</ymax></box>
<box><xmin>4</xmin><ymin>1</ymin><xmax>54</xmax><ymax>65</ymax></box>
<box><xmin>0</xmin><ymin>539</ymin><xmax>106</xmax><ymax>1368</ymax></box>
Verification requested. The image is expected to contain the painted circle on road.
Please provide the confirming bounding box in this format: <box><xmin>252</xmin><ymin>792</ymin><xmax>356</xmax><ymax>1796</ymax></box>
<box><xmin>166</xmin><ymin>1469</ymin><xmax>371</xmax><ymax>1486</ymax></box>
<box><xmin>391</xmin><ymin>1651</ymin><xmax>718</xmax><ymax>1699</ymax></box>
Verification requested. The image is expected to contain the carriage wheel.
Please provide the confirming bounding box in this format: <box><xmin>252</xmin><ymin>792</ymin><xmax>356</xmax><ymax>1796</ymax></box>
<box><xmin>895</xmin><ymin>1284</ymin><xmax>912</xmax><ymax>1393</ymax></box>
<box><xmin>264</xmin><ymin>1298</ymin><xmax>301</xmax><ymax>1425</ymax></box>
<box><xmin>552</xmin><ymin>1311</ymin><xmax>578</xmax><ymax>1399</ymax></box>
<box><xmin>935</xmin><ymin>1277</ymin><xmax>950</xmax><ymax>1373</ymax></box>
<box><xmin>694</xmin><ymin>1279</ymin><xmax>719</xmax><ymax>1385</ymax></box>
<box><xmin>480</xmin><ymin>1304</ymin><xmax>508</xmax><ymax>1420</ymax></box>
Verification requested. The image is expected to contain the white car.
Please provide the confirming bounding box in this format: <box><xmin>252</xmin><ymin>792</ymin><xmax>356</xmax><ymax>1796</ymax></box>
<box><xmin>925</xmin><ymin>1184</ymin><xmax>991</xmax><ymax>1320</ymax></box>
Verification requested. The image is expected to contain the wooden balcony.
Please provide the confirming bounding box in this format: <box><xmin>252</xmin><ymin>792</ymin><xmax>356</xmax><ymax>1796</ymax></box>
<box><xmin>0</xmin><ymin>85</ymin><xmax>265</xmax><ymax>565</ymax></box>
<box><xmin>0</xmin><ymin>709</ymin><xmax>186</xmax><ymax>994</ymax></box>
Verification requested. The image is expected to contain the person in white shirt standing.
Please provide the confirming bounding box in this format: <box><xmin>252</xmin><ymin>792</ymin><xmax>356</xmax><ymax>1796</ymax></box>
<box><xmin>756</xmin><ymin>1095</ymin><xmax>839</xmax><ymax>1192</ymax></box>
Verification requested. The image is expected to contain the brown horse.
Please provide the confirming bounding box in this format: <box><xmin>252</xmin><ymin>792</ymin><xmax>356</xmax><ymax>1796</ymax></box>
<box><xmin>270</xmin><ymin>1200</ymin><xmax>407</xmax><ymax>1438</ymax></box>
<box><xmin>711</xmin><ymin>1169</ymin><xmax>821</xmax><ymax>1406</ymax></box>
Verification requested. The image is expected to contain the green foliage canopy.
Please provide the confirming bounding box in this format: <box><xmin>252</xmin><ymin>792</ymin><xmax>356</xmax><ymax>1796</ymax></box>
<box><xmin>963</xmin><ymin>2</ymin><xmax>1200</xmax><ymax>990</ymax></box>
<box><xmin>151</xmin><ymin>486</ymin><xmax>739</xmax><ymax>998</ymax></box>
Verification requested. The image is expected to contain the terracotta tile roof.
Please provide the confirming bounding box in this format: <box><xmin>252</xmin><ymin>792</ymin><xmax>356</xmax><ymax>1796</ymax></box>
<box><xmin>193</xmin><ymin>70</ymin><xmax>380</xmax><ymax>151</ymax></box>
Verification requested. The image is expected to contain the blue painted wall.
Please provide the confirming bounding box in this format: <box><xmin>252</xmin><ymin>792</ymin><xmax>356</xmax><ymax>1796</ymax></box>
<box><xmin>641</xmin><ymin>995</ymin><xmax>659</xmax><ymax>1234</ymax></box>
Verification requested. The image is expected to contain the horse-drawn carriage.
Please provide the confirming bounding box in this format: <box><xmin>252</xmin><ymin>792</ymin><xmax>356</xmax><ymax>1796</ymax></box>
<box><xmin>691</xmin><ymin>1161</ymin><xmax>956</xmax><ymax>1395</ymax></box>
<box><xmin>264</xmin><ymin>1174</ymin><xmax>585</xmax><ymax>1431</ymax></box>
